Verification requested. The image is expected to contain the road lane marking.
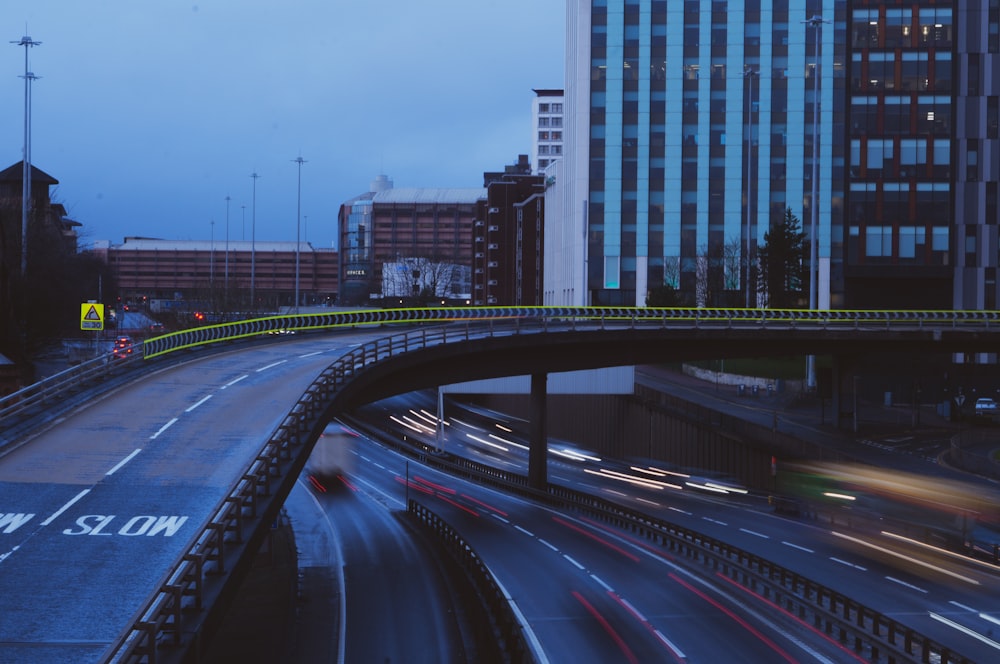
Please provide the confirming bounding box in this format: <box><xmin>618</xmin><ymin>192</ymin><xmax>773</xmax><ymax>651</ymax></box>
<box><xmin>929</xmin><ymin>612</ymin><xmax>1000</xmax><ymax>651</ymax></box>
<box><xmin>491</xmin><ymin>513</ymin><xmax>510</xmax><ymax>524</ymax></box>
<box><xmin>563</xmin><ymin>554</ymin><xmax>585</xmax><ymax>570</ymax></box>
<box><xmin>514</xmin><ymin>525</ymin><xmax>534</xmax><ymax>537</ymax></box>
<box><xmin>150</xmin><ymin>417</ymin><xmax>178</xmax><ymax>440</ymax></box>
<box><xmin>702</xmin><ymin>517</ymin><xmax>727</xmax><ymax>526</ymax></box>
<box><xmin>538</xmin><ymin>538</ymin><xmax>558</xmax><ymax>552</ymax></box>
<box><xmin>781</xmin><ymin>541</ymin><xmax>814</xmax><ymax>553</ymax></box>
<box><xmin>654</xmin><ymin>630</ymin><xmax>687</xmax><ymax>660</ymax></box>
<box><xmin>256</xmin><ymin>360</ymin><xmax>287</xmax><ymax>372</ymax></box>
<box><xmin>185</xmin><ymin>394</ymin><xmax>213</xmax><ymax>412</ymax></box>
<box><xmin>41</xmin><ymin>489</ymin><xmax>90</xmax><ymax>526</ymax></box>
<box><xmin>739</xmin><ymin>527</ymin><xmax>768</xmax><ymax>539</ymax></box>
<box><xmin>106</xmin><ymin>449</ymin><xmax>142</xmax><ymax>475</ymax></box>
<box><xmin>221</xmin><ymin>374</ymin><xmax>248</xmax><ymax>389</ymax></box>
<box><xmin>829</xmin><ymin>557</ymin><xmax>867</xmax><ymax>571</ymax></box>
<box><xmin>299</xmin><ymin>351</ymin><xmax>323</xmax><ymax>358</ymax></box>
<box><xmin>950</xmin><ymin>601</ymin><xmax>977</xmax><ymax>613</ymax></box>
<box><xmin>885</xmin><ymin>576</ymin><xmax>927</xmax><ymax>593</ymax></box>
<box><xmin>590</xmin><ymin>574</ymin><xmax>613</xmax><ymax>592</ymax></box>
<box><xmin>667</xmin><ymin>506</ymin><xmax>692</xmax><ymax>515</ymax></box>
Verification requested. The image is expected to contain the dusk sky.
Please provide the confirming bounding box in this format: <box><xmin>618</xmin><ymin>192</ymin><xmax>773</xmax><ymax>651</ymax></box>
<box><xmin>3</xmin><ymin>2</ymin><xmax>565</xmax><ymax>249</ymax></box>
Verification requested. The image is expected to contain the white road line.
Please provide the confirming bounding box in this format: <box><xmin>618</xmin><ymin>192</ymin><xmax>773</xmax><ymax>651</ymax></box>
<box><xmin>299</xmin><ymin>351</ymin><xmax>323</xmax><ymax>358</ymax></box>
<box><xmin>929</xmin><ymin>612</ymin><xmax>1000</xmax><ymax>651</ymax></box>
<box><xmin>829</xmin><ymin>557</ymin><xmax>868</xmax><ymax>571</ymax></box>
<box><xmin>590</xmin><ymin>574</ymin><xmax>613</xmax><ymax>592</ymax></box>
<box><xmin>514</xmin><ymin>525</ymin><xmax>534</xmax><ymax>537</ymax></box>
<box><xmin>538</xmin><ymin>538</ymin><xmax>559</xmax><ymax>552</ymax></box>
<box><xmin>636</xmin><ymin>497</ymin><xmax>660</xmax><ymax>507</ymax></box>
<box><xmin>150</xmin><ymin>418</ymin><xmax>178</xmax><ymax>440</ymax></box>
<box><xmin>950</xmin><ymin>601</ymin><xmax>978</xmax><ymax>613</ymax></box>
<box><xmin>256</xmin><ymin>360</ymin><xmax>287</xmax><ymax>372</ymax></box>
<box><xmin>702</xmin><ymin>517</ymin><xmax>728</xmax><ymax>526</ymax></box>
<box><xmin>885</xmin><ymin>576</ymin><xmax>927</xmax><ymax>593</ymax></box>
<box><xmin>979</xmin><ymin>612</ymin><xmax>1000</xmax><ymax>627</ymax></box>
<box><xmin>781</xmin><ymin>541</ymin><xmax>814</xmax><ymax>553</ymax></box>
<box><xmin>739</xmin><ymin>527</ymin><xmax>768</xmax><ymax>539</ymax></box>
<box><xmin>491</xmin><ymin>513</ymin><xmax>510</xmax><ymax>524</ymax></box>
<box><xmin>563</xmin><ymin>554</ymin><xmax>585</xmax><ymax>570</ymax></box>
<box><xmin>221</xmin><ymin>374</ymin><xmax>248</xmax><ymax>389</ymax></box>
<box><xmin>668</xmin><ymin>506</ymin><xmax>692</xmax><ymax>515</ymax></box>
<box><xmin>41</xmin><ymin>490</ymin><xmax>90</xmax><ymax>526</ymax></box>
<box><xmin>619</xmin><ymin>597</ymin><xmax>646</xmax><ymax>622</ymax></box>
<box><xmin>655</xmin><ymin>630</ymin><xmax>687</xmax><ymax>660</ymax></box>
<box><xmin>106</xmin><ymin>449</ymin><xmax>142</xmax><ymax>476</ymax></box>
<box><xmin>185</xmin><ymin>394</ymin><xmax>213</xmax><ymax>412</ymax></box>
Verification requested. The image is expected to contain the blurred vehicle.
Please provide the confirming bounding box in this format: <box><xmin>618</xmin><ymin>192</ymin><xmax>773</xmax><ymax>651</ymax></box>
<box><xmin>112</xmin><ymin>335</ymin><xmax>134</xmax><ymax>359</ymax></box>
<box><xmin>974</xmin><ymin>397</ymin><xmax>997</xmax><ymax>418</ymax></box>
<box><xmin>306</xmin><ymin>423</ymin><xmax>358</xmax><ymax>491</ymax></box>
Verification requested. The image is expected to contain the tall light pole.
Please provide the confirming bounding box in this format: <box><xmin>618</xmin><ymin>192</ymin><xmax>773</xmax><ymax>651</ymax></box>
<box><xmin>804</xmin><ymin>15</ymin><xmax>828</xmax><ymax>391</ymax></box>
<box><xmin>209</xmin><ymin>219</ymin><xmax>215</xmax><ymax>300</ymax></box>
<box><xmin>744</xmin><ymin>66</ymin><xmax>758</xmax><ymax>308</ymax></box>
<box><xmin>224</xmin><ymin>195</ymin><xmax>230</xmax><ymax>309</ymax></box>
<box><xmin>250</xmin><ymin>172</ymin><xmax>260</xmax><ymax>311</ymax></box>
<box><xmin>241</xmin><ymin>204</ymin><xmax>246</xmax><ymax>241</ymax></box>
<box><xmin>292</xmin><ymin>156</ymin><xmax>306</xmax><ymax>313</ymax></box>
<box><xmin>12</xmin><ymin>34</ymin><xmax>40</xmax><ymax>277</ymax></box>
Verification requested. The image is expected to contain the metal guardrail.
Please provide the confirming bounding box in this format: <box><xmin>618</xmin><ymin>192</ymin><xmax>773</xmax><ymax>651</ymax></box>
<box><xmin>358</xmin><ymin>430</ymin><xmax>976</xmax><ymax>664</ymax></box>
<box><xmin>2</xmin><ymin>306</ymin><xmax>994</xmax><ymax>662</ymax></box>
<box><xmin>408</xmin><ymin>500</ymin><xmax>535</xmax><ymax>663</ymax></box>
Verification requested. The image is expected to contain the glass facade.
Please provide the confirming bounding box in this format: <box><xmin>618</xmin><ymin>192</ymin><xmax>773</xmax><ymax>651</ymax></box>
<box><xmin>583</xmin><ymin>0</ymin><xmax>842</xmax><ymax>307</ymax></box>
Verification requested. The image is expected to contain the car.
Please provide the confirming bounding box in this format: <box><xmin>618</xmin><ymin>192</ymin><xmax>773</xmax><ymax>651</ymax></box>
<box><xmin>975</xmin><ymin>397</ymin><xmax>997</xmax><ymax>418</ymax></box>
<box><xmin>112</xmin><ymin>335</ymin><xmax>134</xmax><ymax>359</ymax></box>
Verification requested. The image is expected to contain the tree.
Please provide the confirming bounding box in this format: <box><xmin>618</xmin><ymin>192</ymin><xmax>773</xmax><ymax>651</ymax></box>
<box><xmin>757</xmin><ymin>207</ymin><xmax>806</xmax><ymax>308</ymax></box>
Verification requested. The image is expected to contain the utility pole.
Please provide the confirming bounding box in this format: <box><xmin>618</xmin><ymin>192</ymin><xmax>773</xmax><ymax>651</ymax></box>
<box><xmin>11</xmin><ymin>34</ymin><xmax>41</xmax><ymax>277</ymax></box>
<box><xmin>804</xmin><ymin>14</ymin><xmax>828</xmax><ymax>391</ymax></box>
<box><xmin>292</xmin><ymin>156</ymin><xmax>307</xmax><ymax>313</ymax></box>
<box><xmin>250</xmin><ymin>172</ymin><xmax>260</xmax><ymax>311</ymax></box>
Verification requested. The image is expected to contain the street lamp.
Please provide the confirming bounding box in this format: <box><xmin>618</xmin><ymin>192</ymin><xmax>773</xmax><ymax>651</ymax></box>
<box><xmin>224</xmin><ymin>195</ymin><xmax>230</xmax><ymax>309</ymax></box>
<box><xmin>11</xmin><ymin>34</ymin><xmax>40</xmax><ymax>277</ymax></box>
<box><xmin>250</xmin><ymin>172</ymin><xmax>260</xmax><ymax>311</ymax></box>
<box><xmin>804</xmin><ymin>14</ymin><xmax>828</xmax><ymax>391</ymax></box>
<box><xmin>292</xmin><ymin>156</ymin><xmax>307</xmax><ymax>313</ymax></box>
<box><xmin>744</xmin><ymin>65</ymin><xmax>759</xmax><ymax>308</ymax></box>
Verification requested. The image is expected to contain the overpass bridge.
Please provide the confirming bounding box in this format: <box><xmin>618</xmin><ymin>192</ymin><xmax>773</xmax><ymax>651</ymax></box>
<box><xmin>2</xmin><ymin>306</ymin><xmax>999</xmax><ymax>663</ymax></box>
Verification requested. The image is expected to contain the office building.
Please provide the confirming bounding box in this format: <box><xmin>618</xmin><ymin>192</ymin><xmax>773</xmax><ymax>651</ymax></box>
<box><xmin>556</xmin><ymin>1</ymin><xmax>999</xmax><ymax>310</ymax></box>
<box><xmin>532</xmin><ymin>89</ymin><xmax>566</xmax><ymax>174</ymax></box>
<box><xmin>338</xmin><ymin>177</ymin><xmax>482</xmax><ymax>305</ymax></box>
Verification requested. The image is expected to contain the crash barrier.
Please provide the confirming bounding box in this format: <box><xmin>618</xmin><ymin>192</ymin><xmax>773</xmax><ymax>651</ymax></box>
<box><xmin>345</xmin><ymin>418</ymin><xmax>976</xmax><ymax>664</ymax></box>
<box><xmin>6</xmin><ymin>306</ymin><xmax>1000</xmax><ymax>439</ymax></box>
<box><xmin>408</xmin><ymin>500</ymin><xmax>536</xmax><ymax>664</ymax></box>
<box><xmin>8</xmin><ymin>305</ymin><xmax>991</xmax><ymax>662</ymax></box>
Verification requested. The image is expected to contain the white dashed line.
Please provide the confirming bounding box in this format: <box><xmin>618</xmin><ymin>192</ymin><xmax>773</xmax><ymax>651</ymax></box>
<box><xmin>590</xmin><ymin>574</ymin><xmax>613</xmax><ymax>592</ymax></box>
<box><xmin>702</xmin><ymin>517</ymin><xmax>728</xmax><ymax>526</ymax></box>
<box><xmin>830</xmin><ymin>557</ymin><xmax>868</xmax><ymax>571</ymax></box>
<box><xmin>491</xmin><ymin>513</ymin><xmax>510</xmax><ymax>524</ymax></box>
<box><xmin>668</xmin><ymin>506</ymin><xmax>692</xmax><ymax>515</ymax></box>
<box><xmin>150</xmin><ymin>417</ymin><xmax>178</xmax><ymax>440</ymax></box>
<box><xmin>885</xmin><ymin>576</ymin><xmax>927</xmax><ymax>593</ymax></box>
<box><xmin>41</xmin><ymin>489</ymin><xmax>90</xmax><ymax>526</ymax></box>
<box><xmin>514</xmin><ymin>525</ymin><xmax>534</xmax><ymax>537</ymax></box>
<box><xmin>563</xmin><ymin>554</ymin><xmax>585</xmax><ymax>570</ymax></box>
<box><xmin>538</xmin><ymin>538</ymin><xmax>559</xmax><ymax>552</ymax></box>
<box><xmin>221</xmin><ymin>374</ymin><xmax>248</xmax><ymax>389</ymax></box>
<box><xmin>739</xmin><ymin>527</ymin><xmax>768</xmax><ymax>539</ymax></box>
<box><xmin>185</xmin><ymin>394</ymin><xmax>213</xmax><ymax>412</ymax></box>
<box><xmin>782</xmin><ymin>541</ymin><xmax>814</xmax><ymax>553</ymax></box>
<box><xmin>106</xmin><ymin>449</ymin><xmax>142</xmax><ymax>476</ymax></box>
<box><xmin>950</xmin><ymin>601</ymin><xmax>977</xmax><ymax>613</ymax></box>
<box><xmin>299</xmin><ymin>351</ymin><xmax>323</xmax><ymax>358</ymax></box>
<box><xmin>256</xmin><ymin>360</ymin><xmax>287</xmax><ymax>372</ymax></box>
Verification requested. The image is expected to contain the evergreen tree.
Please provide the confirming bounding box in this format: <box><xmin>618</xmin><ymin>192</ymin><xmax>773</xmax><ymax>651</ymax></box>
<box><xmin>757</xmin><ymin>206</ymin><xmax>806</xmax><ymax>308</ymax></box>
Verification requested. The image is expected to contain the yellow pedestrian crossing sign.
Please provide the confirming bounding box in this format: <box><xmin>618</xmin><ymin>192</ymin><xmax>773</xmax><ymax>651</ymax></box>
<box><xmin>80</xmin><ymin>302</ymin><xmax>105</xmax><ymax>331</ymax></box>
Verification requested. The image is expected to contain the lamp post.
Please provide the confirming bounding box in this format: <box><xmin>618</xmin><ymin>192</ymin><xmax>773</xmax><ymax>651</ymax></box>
<box><xmin>11</xmin><ymin>34</ymin><xmax>40</xmax><ymax>277</ymax></box>
<box><xmin>292</xmin><ymin>156</ymin><xmax>307</xmax><ymax>313</ymax></box>
<box><xmin>804</xmin><ymin>14</ymin><xmax>828</xmax><ymax>391</ymax></box>
<box><xmin>224</xmin><ymin>195</ymin><xmax>230</xmax><ymax>310</ymax></box>
<box><xmin>250</xmin><ymin>172</ymin><xmax>260</xmax><ymax>311</ymax></box>
<box><xmin>744</xmin><ymin>66</ymin><xmax>758</xmax><ymax>308</ymax></box>
<box><xmin>209</xmin><ymin>219</ymin><xmax>215</xmax><ymax>308</ymax></box>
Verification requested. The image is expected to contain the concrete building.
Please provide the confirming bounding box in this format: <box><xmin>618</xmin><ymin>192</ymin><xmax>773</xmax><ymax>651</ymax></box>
<box><xmin>93</xmin><ymin>237</ymin><xmax>338</xmax><ymax>313</ymax></box>
<box><xmin>532</xmin><ymin>89</ymin><xmax>566</xmax><ymax>174</ymax></box>
<box><xmin>556</xmin><ymin>1</ymin><xmax>999</xmax><ymax>310</ymax></box>
<box><xmin>338</xmin><ymin>177</ymin><xmax>482</xmax><ymax>305</ymax></box>
<box><xmin>473</xmin><ymin>156</ymin><xmax>546</xmax><ymax>305</ymax></box>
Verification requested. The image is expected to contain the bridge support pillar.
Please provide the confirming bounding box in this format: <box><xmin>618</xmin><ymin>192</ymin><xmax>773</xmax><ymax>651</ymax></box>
<box><xmin>528</xmin><ymin>373</ymin><xmax>548</xmax><ymax>490</ymax></box>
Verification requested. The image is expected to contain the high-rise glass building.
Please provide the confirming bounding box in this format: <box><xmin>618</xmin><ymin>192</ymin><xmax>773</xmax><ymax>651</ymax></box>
<box><xmin>557</xmin><ymin>1</ymin><xmax>999</xmax><ymax>310</ymax></box>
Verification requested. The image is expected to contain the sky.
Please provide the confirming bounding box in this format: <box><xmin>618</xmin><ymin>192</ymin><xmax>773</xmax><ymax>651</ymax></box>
<box><xmin>2</xmin><ymin>1</ymin><xmax>565</xmax><ymax>249</ymax></box>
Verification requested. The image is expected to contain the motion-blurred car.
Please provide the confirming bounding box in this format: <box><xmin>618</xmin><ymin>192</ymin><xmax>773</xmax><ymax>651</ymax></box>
<box><xmin>112</xmin><ymin>335</ymin><xmax>134</xmax><ymax>359</ymax></box>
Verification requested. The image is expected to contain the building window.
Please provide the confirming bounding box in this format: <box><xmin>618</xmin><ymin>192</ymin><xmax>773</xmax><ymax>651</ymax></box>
<box><xmin>866</xmin><ymin>226</ymin><xmax>893</xmax><ymax>257</ymax></box>
<box><xmin>538</xmin><ymin>131</ymin><xmax>549</xmax><ymax>141</ymax></box>
<box><xmin>539</xmin><ymin>103</ymin><xmax>550</xmax><ymax>113</ymax></box>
